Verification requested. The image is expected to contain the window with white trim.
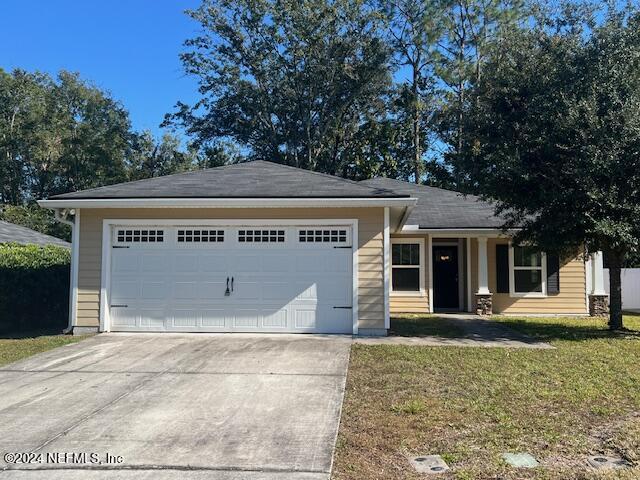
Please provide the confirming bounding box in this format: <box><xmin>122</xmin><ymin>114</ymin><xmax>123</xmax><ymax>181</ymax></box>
<box><xmin>238</xmin><ymin>229</ymin><xmax>285</xmax><ymax>243</ymax></box>
<box><xmin>391</xmin><ymin>242</ymin><xmax>422</xmax><ymax>292</ymax></box>
<box><xmin>116</xmin><ymin>229</ymin><xmax>164</xmax><ymax>243</ymax></box>
<box><xmin>510</xmin><ymin>245</ymin><xmax>546</xmax><ymax>295</ymax></box>
<box><xmin>298</xmin><ymin>229</ymin><xmax>347</xmax><ymax>244</ymax></box>
<box><xmin>177</xmin><ymin>229</ymin><xmax>224</xmax><ymax>243</ymax></box>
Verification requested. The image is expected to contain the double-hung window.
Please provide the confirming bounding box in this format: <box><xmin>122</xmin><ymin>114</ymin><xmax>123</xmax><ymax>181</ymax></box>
<box><xmin>391</xmin><ymin>240</ymin><xmax>424</xmax><ymax>293</ymax></box>
<box><xmin>510</xmin><ymin>245</ymin><xmax>546</xmax><ymax>296</ymax></box>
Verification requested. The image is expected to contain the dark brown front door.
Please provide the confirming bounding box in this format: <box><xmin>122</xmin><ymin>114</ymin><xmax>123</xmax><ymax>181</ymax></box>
<box><xmin>433</xmin><ymin>246</ymin><xmax>459</xmax><ymax>310</ymax></box>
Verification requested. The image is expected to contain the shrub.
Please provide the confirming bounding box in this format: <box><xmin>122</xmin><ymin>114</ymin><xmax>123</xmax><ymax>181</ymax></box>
<box><xmin>0</xmin><ymin>243</ymin><xmax>70</xmax><ymax>333</ymax></box>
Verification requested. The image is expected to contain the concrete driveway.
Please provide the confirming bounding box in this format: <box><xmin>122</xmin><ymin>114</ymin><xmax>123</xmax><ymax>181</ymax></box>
<box><xmin>0</xmin><ymin>333</ymin><xmax>351</xmax><ymax>479</ymax></box>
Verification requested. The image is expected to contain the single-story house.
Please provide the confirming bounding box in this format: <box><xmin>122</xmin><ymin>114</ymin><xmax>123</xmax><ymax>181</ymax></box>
<box><xmin>38</xmin><ymin>161</ymin><xmax>608</xmax><ymax>335</ymax></box>
<box><xmin>0</xmin><ymin>220</ymin><xmax>70</xmax><ymax>248</ymax></box>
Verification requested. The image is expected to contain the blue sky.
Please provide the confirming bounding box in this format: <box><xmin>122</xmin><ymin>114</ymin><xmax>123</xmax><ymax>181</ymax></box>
<box><xmin>0</xmin><ymin>0</ymin><xmax>202</xmax><ymax>139</ymax></box>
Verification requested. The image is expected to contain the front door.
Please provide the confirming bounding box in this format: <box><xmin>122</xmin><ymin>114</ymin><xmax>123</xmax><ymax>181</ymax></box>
<box><xmin>433</xmin><ymin>245</ymin><xmax>459</xmax><ymax>310</ymax></box>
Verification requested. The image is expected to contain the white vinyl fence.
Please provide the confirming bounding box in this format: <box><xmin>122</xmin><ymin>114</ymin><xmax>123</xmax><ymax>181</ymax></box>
<box><xmin>604</xmin><ymin>268</ymin><xmax>640</xmax><ymax>310</ymax></box>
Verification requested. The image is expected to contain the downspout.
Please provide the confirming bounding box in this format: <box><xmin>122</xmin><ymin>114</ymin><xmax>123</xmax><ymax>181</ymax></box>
<box><xmin>53</xmin><ymin>208</ymin><xmax>79</xmax><ymax>334</ymax></box>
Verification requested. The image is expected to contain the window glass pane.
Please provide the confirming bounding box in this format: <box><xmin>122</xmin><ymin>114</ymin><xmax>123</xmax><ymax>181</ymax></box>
<box><xmin>392</xmin><ymin>244</ymin><xmax>420</xmax><ymax>266</ymax></box>
<box><xmin>514</xmin><ymin>246</ymin><xmax>542</xmax><ymax>267</ymax></box>
<box><xmin>392</xmin><ymin>244</ymin><xmax>401</xmax><ymax>265</ymax></box>
<box><xmin>392</xmin><ymin>267</ymin><xmax>420</xmax><ymax>291</ymax></box>
<box><xmin>514</xmin><ymin>270</ymin><xmax>542</xmax><ymax>293</ymax></box>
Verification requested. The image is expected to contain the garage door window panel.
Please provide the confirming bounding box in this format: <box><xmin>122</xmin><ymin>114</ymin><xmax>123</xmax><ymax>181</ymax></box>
<box><xmin>239</xmin><ymin>229</ymin><xmax>285</xmax><ymax>243</ymax></box>
<box><xmin>116</xmin><ymin>229</ymin><xmax>164</xmax><ymax>244</ymax></box>
<box><xmin>298</xmin><ymin>229</ymin><xmax>348</xmax><ymax>244</ymax></box>
<box><xmin>178</xmin><ymin>229</ymin><xmax>224</xmax><ymax>243</ymax></box>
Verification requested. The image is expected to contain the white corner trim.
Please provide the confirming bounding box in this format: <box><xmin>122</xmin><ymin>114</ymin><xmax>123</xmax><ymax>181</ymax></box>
<box><xmin>508</xmin><ymin>244</ymin><xmax>548</xmax><ymax>298</ymax></box>
<box><xmin>38</xmin><ymin>197</ymin><xmax>417</xmax><ymax>209</ymax></box>
<box><xmin>98</xmin><ymin>218</ymin><xmax>360</xmax><ymax>335</ymax></box>
<box><xmin>383</xmin><ymin>208</ymin><xmax>390</xmax><ymax>330</ymax></box>
<box><xmin>466</xmin><ymin>238</ymin><xmax>472</xmax><ymax>312</ymax></box>
<box><xmin>351</xmin><ymin>219</ymin><xmax>359</xmax><ymax>335</ymax></box>
<box><xmin>458</xmin><ymin>238</ymin><xmax>464</xmax><ymax>310</ymax></box>
<box><xmin>68</xmin><ymin>210</ymin><xmax>80</xmax><ymax>330</ymax></box>
<box><xmin>428</xmin><ymin>235</ymin><xmax>434</xmax><ymax>313</ymax></box>
<box><xmin>99</xmin><ymin>220</ymin><xmax>111</xmax><ymax>332</ymax></box>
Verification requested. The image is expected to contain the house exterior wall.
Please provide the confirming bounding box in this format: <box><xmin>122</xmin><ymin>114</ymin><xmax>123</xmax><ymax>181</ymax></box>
<box><xmin>486</xmin><ymin>238</ymin><xmax>588</xmax><ymax>314</ymax></box>
<box><xmin>389</xmin><ymin>234</ymin><xmax>430</xmax><ymax>314</ymax></box>
<box><xmin>390</xmin><ymin>234</ymin><xmax>588</xmax><ymax>315</ymax></box>
<box><xmin>76</xmin><ymin>207</ymin><xmax>385</xmax><ymax>330</ymax></box>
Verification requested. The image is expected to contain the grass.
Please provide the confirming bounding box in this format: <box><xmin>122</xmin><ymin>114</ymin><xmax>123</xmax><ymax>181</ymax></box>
<box><xmin>0</xmin><ymin>330</ymin><xmax>87</xmax><ymax>367</ymax></box>
<box><xmin>389</xmin><ymin>314</ymin><xmax>467</xmax><ymax>338</ymax></box>
<box><xmin>333</xmin><ymin>313</ymin><xmax>640</xmax><ymax>479</ymax></box>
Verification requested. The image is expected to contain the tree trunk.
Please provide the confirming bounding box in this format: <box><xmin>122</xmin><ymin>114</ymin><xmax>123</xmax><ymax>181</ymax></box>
<box><xmin>607</xmin><ymin>250</ymin><xmax>624</xmax><ymax>330</ymax></box>
<box><xmin>412</xmin><ymin>66</ymin><xmax>421</xmax><ymax>183</ymax></box>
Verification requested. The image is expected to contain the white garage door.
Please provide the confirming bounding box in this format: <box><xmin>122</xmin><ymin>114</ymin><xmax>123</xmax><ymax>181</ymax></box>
<box><xmin>108</xmin><ymin>224</ymin><xmax>353</xmax><ymax>333</ymax></box>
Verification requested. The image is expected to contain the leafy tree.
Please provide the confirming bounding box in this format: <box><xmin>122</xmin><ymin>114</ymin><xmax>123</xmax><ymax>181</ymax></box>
<box><xmin>457</xmin><ymin>5</ymin><xmax>640</xmax><ymax>329</ymax></box>
<box><xmin>0</xmin><ymin>69</ymin><xmax>49</xmax><ymax>204</ymax></box>
<box><xmin>435</xmin><ymin>0</ymin><xmax>526</xmax><ymax>191</ymax></box>
<box><xmin>165</xmin><ymin>0</ymin><xmax>392</xmax><ymax>177</ymax></box>
<box><xmin>379</xmin><ymin>0</ymin><xmax>444</xmax><ymax>182</ymax></box>
<box><xmin>0</xmin><ymin>69</ymin><xmax>132</xmax><ymax>202</ymax></box>
<box><xmin>0</xmin><ymin>204</ymin><xmax>70</xmax><ymax>241</ymax></box>
<box><xmin>128</xmin><ymin>131</ymin><xmax>197</xmax><ymax>180</ymax></box>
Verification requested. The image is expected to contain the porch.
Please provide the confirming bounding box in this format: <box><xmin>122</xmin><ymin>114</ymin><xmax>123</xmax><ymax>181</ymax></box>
<box><xmin>385</xmin><ymin>230</ymin><xmax>604</xmax><ymax>317</ymax></box>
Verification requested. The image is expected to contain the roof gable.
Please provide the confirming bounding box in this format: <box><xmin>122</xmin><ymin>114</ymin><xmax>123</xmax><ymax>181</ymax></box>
<box><xmin>49</xmin><ymin>161</ymin><xmax>405</xmax><ymax>200</ymax></box>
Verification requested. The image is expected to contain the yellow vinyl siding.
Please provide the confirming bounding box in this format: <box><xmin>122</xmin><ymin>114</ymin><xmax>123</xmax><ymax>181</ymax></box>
<box><xmin>390</xmin><ymin>296</ymin><xmax>429</xmax><ymax>314</ymax></box>
<box><xmin>389</xmin><ymin>233</ymin><xmax>430</xmax><ymax>314</ymax></box>
<box><xmin>481</xmin><ymin>238</ymin><xmax>587</xmax><ymax>314</ymax></box>
<box><xmin>76</xmin><ymin>207</ymin><xmax>385</xmax><ymax>330</ymax></box>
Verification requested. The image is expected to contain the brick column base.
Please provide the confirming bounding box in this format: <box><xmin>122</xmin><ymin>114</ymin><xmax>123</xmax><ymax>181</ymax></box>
<box><xmin>589</xmin><ymin>294</ymin><xmax>609</xmax><ymax>316</ymax></box>
<box><xmin>475</xmin><ymin>294</ymin><xmax>493</xmax><ymax>315</ymax></box>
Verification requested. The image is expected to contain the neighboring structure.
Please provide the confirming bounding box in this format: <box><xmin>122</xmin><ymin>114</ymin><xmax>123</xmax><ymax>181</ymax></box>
<box><xmin>0</xmin><ymin>220</ymin><xmax>70</xmax><ymax>248</ymax></box>
<box><xmin>38</xmin><ymin>161</ymin><xmax>605</xmax><ymax>335</ymax></box>
<box><xmin>604</xmin><ymin>268</ymin><xmax>640</xmax><ymax>311</ymax></box>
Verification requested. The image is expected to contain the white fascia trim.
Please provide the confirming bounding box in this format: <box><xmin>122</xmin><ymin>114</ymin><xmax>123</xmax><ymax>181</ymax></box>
<box><xmin>38</xmin><ymin>197</ymin><xmax>417</xmax><ymax>209</ymax></box>
<box><xmin>99</xmin><ymin>218</ymin><xmax>360</xmax><ymax>334</ymax></box>
<box><xmin>398</xmin><ymin>227</ymin><xmax>517</xmax><ymax>237</ymax></box>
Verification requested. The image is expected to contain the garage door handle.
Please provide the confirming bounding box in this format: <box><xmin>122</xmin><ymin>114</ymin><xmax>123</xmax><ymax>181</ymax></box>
<box><xmin>225</xmin><ymin>277</ymin><xmax>230</xmax><ymax>296</ymax></box>
<box><xmin>231</xmin><ymin>276</ymin><xmax>234</xmax><ymax>292</ymax></box>
<box><xmin>110</xmin><ymin>304</ymin><xmax>128</xmax><ymax>308</ymax></box>
<box><xmin>333</xmin><ymin>306</ymin><xmax>352</xmax><ymax>309</ymax></box>
<box><xmin>334</xmin><ymin>246</ymin><xmax>352</xmax><ymax>249</ymax></box>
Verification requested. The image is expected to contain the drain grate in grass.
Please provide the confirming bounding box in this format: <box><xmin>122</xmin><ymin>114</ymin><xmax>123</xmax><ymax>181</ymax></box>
<box><xmin>587</xmin><ymin>455</ymin><xmax>631</xmax><ymax>470</ymax></box>
<box><xmin>501</xmin><ymin>452</ymin><xmax>539</xmax><ymax>468</ymax></box>
<box><xmin>409</xmin><ymin>455</ymin><xmax>450</xmax><ymax>474</ymax></box>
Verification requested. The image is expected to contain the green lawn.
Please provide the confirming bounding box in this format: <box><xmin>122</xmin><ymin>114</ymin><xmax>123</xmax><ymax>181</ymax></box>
<box><xmin>333</xmin><ymin>313</ymin><xmax>640</xmax><ymax>479</ymax></box>
<box><xmin>0</xmin><ymin>331</ymin><xmax>87</xmax><ymax>367</ymax></box>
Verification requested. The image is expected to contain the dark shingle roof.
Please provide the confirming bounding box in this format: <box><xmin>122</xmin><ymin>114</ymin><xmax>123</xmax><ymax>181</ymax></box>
<box><xmin>49</xmin><ymin>161</ymin><xmax>407</xmax><ymax>200</ymax></box>
<box><xmin>360</xmin><ymin>177</ymin><xmax>506</xmax><ymax>229</ymax></box>
<box><xmin>0</xmin><ymin>221</ymin><xmax>70</xmax><ymax>248</ymax></box>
